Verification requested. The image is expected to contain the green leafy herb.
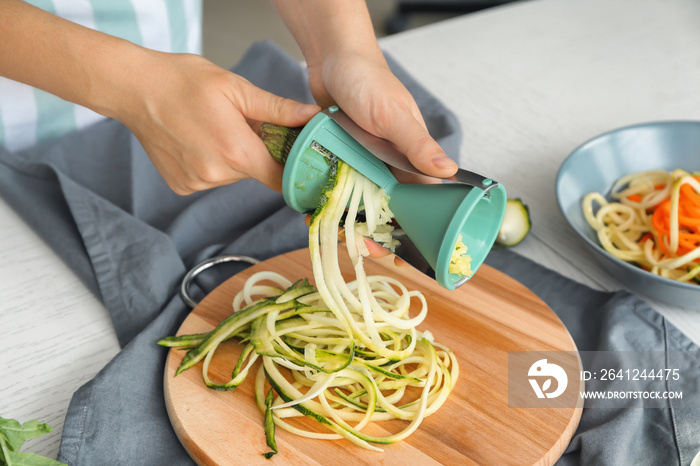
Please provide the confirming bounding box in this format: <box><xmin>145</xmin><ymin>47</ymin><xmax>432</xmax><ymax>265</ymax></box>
<box><xmin>0</xmin><ymin>417</ymin><xmax>66</xmax><ymax>466</ymax></box>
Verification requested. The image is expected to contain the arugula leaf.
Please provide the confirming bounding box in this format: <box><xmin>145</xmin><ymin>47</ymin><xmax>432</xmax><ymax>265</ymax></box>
<box><xmin>0</xmin><ymin>417</ymin><xmax>66</xmax><ymax>466</ymax></box>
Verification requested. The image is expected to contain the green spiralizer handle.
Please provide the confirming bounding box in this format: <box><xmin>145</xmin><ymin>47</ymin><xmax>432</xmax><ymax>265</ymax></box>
<box><xmin>282</xmin><ymin>107</ymin><xmax>506</xmax><ymax>290</ymax></box>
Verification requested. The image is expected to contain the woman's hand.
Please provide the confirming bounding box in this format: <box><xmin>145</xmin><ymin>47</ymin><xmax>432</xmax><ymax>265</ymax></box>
<box><xmin>114</xmin><ymin>52</ymin><xmax>320</xmax><ymax>194</ymax></box>
<box><xmin>273</xmin><ymin>0</ymin><xmax>458</xmax><ymax>183</ymax></box>
<box><xmin>307</xmin><ymin>50</ymin><xmax>458</xmax><ymax>181</ymax></box>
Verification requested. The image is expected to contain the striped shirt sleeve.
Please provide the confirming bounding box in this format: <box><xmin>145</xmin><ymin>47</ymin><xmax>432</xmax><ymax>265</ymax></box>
<box><xmin>0</xmin><ymin>0</ymin><xmax>202</xmax><ymax>152</ymax></box>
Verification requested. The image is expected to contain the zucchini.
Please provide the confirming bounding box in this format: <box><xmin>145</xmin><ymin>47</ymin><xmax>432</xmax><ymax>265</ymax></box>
<box><xmin>262</xmin><ymin>388</ymin><xmax>278</xmax><ymax>459</ymax></box>
<box><xmin>175</xmin><ymin>299</ymin><xmax>292</xmax><ymax>376</ymax></box>
<box><xmin>156</xmin><ymin>332</ymin><xmax>210</xmax><ymax>349</ymax></box>
<box><xmin>275</xmin><ymin>282</ymin><xmax>315</xmax><ymax>304</ymax></box>
<box><xmin>260</xmin><ymin>123</ymin><xmax>301</xmax><ymax>165</ymax></box>
<box><xmin>495</xmin><ymin>198</ymin><xmax>531</xmax><ymax>247</ymax></box>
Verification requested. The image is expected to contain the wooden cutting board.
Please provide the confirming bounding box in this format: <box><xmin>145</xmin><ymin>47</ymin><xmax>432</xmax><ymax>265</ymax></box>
<box><xmin>164</xmin><ymin>248</ymin><xmax>582</xmax><ymax>465</ymax></box>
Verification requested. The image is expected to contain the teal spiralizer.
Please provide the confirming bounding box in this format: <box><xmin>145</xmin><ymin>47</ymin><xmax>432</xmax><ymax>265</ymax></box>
<box><xmin>277</xmin><ymin>106</ymin><xmax>507</xmax><ymax>290</ymax></box>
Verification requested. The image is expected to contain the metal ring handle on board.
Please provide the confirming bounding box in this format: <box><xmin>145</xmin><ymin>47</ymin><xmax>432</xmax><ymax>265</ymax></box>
<box><xmin>180</xmin><ymin>255</ymin><xmax>260</xmax><ymax>308</ymax></box>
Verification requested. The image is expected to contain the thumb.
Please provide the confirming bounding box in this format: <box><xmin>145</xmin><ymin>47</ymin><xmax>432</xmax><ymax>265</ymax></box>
<box><xmin>235</xmin><ymin>78</ymin><xmax>320</xmax><ymax>127</ymax></box>
<box><xmin>376</xmin><ymin>110</ymin><xmax>458</xmax><ymax>179</ymax></box>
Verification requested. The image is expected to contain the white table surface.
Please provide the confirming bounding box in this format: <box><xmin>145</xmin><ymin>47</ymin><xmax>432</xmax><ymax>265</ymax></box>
<box><xmin>2</xmin><ymin>0</ymin><xmax>699</xmax><ymax>460</ymax></box>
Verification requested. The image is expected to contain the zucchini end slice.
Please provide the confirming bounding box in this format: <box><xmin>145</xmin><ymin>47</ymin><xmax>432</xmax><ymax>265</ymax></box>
<box><xmin>495</xmin><ymin>198</ymin><xmax>531</xmax><ymax>247</ymax></box>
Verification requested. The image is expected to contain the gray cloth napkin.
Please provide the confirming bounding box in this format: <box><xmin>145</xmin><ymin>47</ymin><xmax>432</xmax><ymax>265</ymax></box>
<box><xmin>0</xmin><ymin>41</ymin><xmax>697</xmax><ymax>465</ymax></box>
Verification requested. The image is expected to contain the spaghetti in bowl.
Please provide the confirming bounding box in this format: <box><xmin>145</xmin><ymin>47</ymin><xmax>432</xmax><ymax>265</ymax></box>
<box><xmin>556</xmin><ymin>121</ymin><xmax>700</xmax><ymax>309</ymax></box>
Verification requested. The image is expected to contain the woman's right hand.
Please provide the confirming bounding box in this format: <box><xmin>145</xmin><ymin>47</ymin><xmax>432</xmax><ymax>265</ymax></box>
<box><xmin>112</xmin><ymin>51</ymin><xmax>320</xmax><ymax>194</ymax></box>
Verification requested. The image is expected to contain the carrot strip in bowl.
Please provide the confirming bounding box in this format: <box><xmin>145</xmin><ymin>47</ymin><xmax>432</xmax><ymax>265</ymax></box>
<box><xmin>582</xmin><ymin>169</ymin><xmax>700</xmax><ymax>285</ymax></box>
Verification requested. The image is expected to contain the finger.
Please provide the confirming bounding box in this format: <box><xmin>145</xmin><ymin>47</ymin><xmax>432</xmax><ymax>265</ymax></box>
<box><xmin>364</xmin><ymin>238</ymin><xmax>409</xmax><ymax>266</ymax></box>
<box><xmin>234</xmin><ymin>124</ymin><xmax>286</xmax><ymax>192</ymax></box>
<box><xmin>393</xmin><ymin>256</ymin><xmax>409</xmax><ymax>267</ymax></box>
<box><xmin>235</xmin><ymin>78</ymin><xmax>320</xmax><ymax>127</ymax></box>
<box><xmin>244</xmin><ymin>148</ymin><xmax>285</xmax><ymax>192</ymax></box>
<box><xmin>188</xmin><ymin>106</ymin><xmax>284</xmax><ymax>192</ymax></box>
<box><xmin>363</xmin><ymin>238</ymin><xmax>392</xmax><ymax>257</ymax></box>
<box><xmin>379</xmin><ymin>111</ymin><xmax>458</xmax><ymax>179</ymax></box>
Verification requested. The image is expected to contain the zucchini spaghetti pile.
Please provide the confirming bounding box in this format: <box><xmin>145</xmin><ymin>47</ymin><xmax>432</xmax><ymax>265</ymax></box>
<box><xmin>159</xmin><ymin>156</ymin><xmax>458</xmax><ymax>456</ymax></box>
<box><xmin>582</xmin><ymin>169</ymin><xmax>700</xmax><ymax>284</ymax></box>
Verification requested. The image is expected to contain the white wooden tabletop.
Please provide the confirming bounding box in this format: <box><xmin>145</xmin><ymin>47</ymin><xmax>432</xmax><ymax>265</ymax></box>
<box><xmin>1</xmin><ymin>0</ymin><xmax>699</xmax><ymax>460</ymax></box>
<box><xmin>380</xmin><ymin>0</ymin><xmax>700</xmax><ymax>333</ymax></box>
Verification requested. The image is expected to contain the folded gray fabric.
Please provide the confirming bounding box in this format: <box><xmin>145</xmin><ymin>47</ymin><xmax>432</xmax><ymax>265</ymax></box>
<box><xmin>0</xmin><ymin>41</ymin><xmax>697</xmax><ymax>465</ymax></box>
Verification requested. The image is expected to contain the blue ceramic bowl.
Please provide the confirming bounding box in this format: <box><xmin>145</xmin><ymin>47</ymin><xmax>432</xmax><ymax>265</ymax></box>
<box><xmin>556</xmin><ymin>121</ymin><xmax>700</xmax><ymax>309</ymax></box>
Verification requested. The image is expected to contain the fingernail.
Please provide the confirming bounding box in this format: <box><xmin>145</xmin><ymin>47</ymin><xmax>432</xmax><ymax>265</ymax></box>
<box><xmin>297</xmin><ymin>104</ymin><xmax>320</xmax><ymax>118</ymax></box>
<box><xmin>432</xmin><ymin>154</ymin><xmax>457</xmax><ymax>169</ymax></box>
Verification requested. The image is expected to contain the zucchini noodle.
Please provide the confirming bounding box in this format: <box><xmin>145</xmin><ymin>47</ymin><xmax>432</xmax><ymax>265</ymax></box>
<box><xmin>160</xmin><ymin>158</ymin><xmax>459</xmax><ymax>455</ymax></box>
<box><xmin>582</xmin><ymin>168</ymin><xmax>700</xmax><ymax>284</ymax></box>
